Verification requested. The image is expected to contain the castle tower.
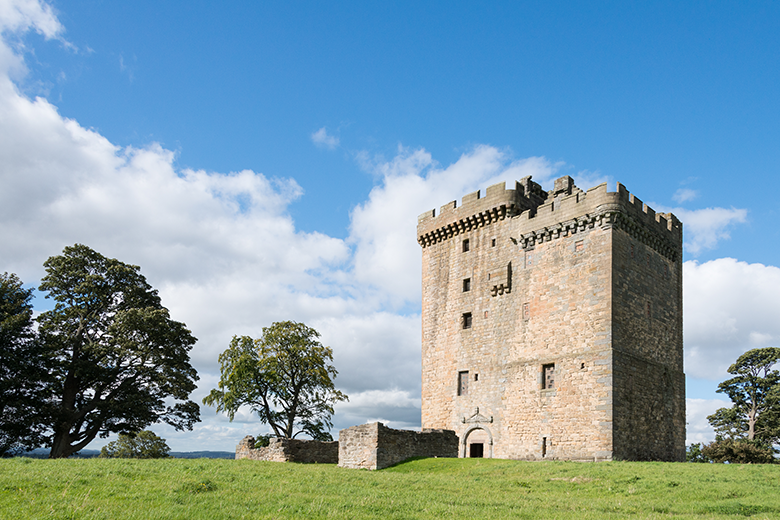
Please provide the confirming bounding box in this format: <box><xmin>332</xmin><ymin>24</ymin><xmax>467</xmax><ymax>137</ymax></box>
<box><xmin>417</xmin><ymin>176</ymin><xmax>685</xmax><ymax>461</ymax></box>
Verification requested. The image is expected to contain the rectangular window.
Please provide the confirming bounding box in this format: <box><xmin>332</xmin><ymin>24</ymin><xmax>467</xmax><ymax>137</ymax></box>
<box><xmin>542</xmin><ymin>437</ymin><xmax>547</xmax><ymax>458</ymax></box>
<box><xmin>542</xmin><ymin>363</ymin><xmax>555</xmax><ymax>390</ymax></box>
<box><xmin>458</xmin><ymin>371</ymin><xmax>469</xmax><ymax>396</ymax></box>
<box><xmin>491</xmin><ymin>238</ymin><xmax>496</xmax><ymax>247</ymax></box>
<box><xmin>462</xmin><ymin>312</ymin><xmax>472</xmax><ymax>329</ymax></box>
<box><xmin>462</xmin><ymin>239</ymin><xmax>470</xmax><ymax>252</ymax></box>
<box><xmin>575</xmin><ymin>240</ymin><xmax>584</xmax><ymax>252</ymax></box>
<box><xmin>463</xmin><ymin>278</ymin><xmax>471</xmax><ymax>292</ymax></box>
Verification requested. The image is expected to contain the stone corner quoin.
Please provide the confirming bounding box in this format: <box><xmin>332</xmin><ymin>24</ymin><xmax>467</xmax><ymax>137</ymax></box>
<box><xmin>417</xmin><ymin>175</ymin><xmax>685</xmax><ymax>462</ymax></box>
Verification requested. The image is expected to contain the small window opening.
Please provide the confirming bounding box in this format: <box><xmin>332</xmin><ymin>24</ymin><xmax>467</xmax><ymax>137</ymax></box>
<box><xmin>484</xmin><ymin>310</ymin><xmax>488</xmax><ymax>319</ymax></box>
<box><xmin>542</xmin><ymin>437</ymin><xmax>547</xmax><ymax>458</ymax></box>
<box><xmin>474</xmin><ymin>373</ymin><xmax>479</xmax><ymax>381</ymax></box>
<box><xmin>522</xmin><ymin>303</ymin><xmax>530</xmax><ymax>321</ymax></box>
<box><xmin>462</xmin><ymin>239</ymin><xmax>470</xmax><ymax>252</ymax></box>
<box><xmin>542</xmin><ymin>363</ymin><xmax>555</xmax><ymax>390</ymax></box>
<box><xmin>462</xmin><ymin>312</ymin><xmax>472</xmax><ymax>329</ymax></box>
<box><xmin>581</xmin><ymin>362</ymin><xmax>585</xmax><ymax>370</ymax></box>
<box><xmin>463</xmin><ymin>278</ymin><xmax>471</xmax><ymax>292</ymax></box>
<box><xmin>575</xmin><ymin>240</ymin><xmax>584</xmax><ymax>252</ymax></box>
<box><xmin>470</xmin><ymin>443</ymin><xmax>484</xmax><ymax>458</ymax></box>
<box><xmin>458</xmin><ymin>371</ymin><xmax>469</xmax><ymax>396</ymax></box>
<box><xmin>491</xmin><ymin>238</ymin><xmax>496</xmax><ymax>247</ymax></box>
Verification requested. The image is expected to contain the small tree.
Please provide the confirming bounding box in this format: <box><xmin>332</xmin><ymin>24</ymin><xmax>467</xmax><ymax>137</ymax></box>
<box><xmin>707</xmin><ymin>347</ymin><xmax>780</xmax><ymax>446</ymax></box>
<box><xmin>254</xmin><ymin>434</ymin><xmax>272</xmax><ymax>448</ymax></box>
<box><xmin>686</xmin><ymin>443</ymin><xmax>709</xmax><ymax>463</ymax></box>
<box><xmin>203</xmin><ymin>321</ymin><xmax>348</xmax><ymax>440</ymax></box>
<box><xmin>0</xmin><ymin>273</ymin><xmax>51</xmax><ymax>456</ymax></box>
<box><xmin>100</xmin><ymin>430</ymin><xmax>171</xmax><ymax>459</ymax></box>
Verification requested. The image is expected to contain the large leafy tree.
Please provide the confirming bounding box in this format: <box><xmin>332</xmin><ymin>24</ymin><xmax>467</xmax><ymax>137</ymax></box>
<box><xmin>99</xmin><ymin>430</ymin><xmax>171</xmax><ymax>459</ymax></box>
<box><xmin>707</xmin><ymin>347</ymin><xmax>780</xmax><ymax>446</ymax></box>
<box><xmin>0</xmin><ymin>273</ymin><xmax>50</xmax><ymax>456</ymax></box>
<box><xmin>204</xmin><ymin>321</ymin><xmax>348</xmax><ymax>440</ymax></box>
<box><xmin>38</xmin><ymin>244</ymin><xmax>200</xmax><ymax>458</ymax></box>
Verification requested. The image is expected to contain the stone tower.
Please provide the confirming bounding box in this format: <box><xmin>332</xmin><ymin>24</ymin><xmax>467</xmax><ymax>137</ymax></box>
<box><xmin>416</xmin><ymin>176</ymin><xmax>685</xmax><ymax>461</ymax></box>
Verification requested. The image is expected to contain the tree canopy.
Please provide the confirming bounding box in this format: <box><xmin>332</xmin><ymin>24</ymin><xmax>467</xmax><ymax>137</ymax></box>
<box><xmin>707</xmin><ymin>347</ymin><xmax>780</xmax><ymax>448</ymax></box>
<box><xmin>0</xmin><ymin>272</ymin><xmax>50</xmax><ymax>456</ymax></box>
<box><xmin>38</xmin><ymin>244</ymin><xmax>200</xmax><ymax>458</ymax></box>
<box><xmin>203</xmin><ymin>321</ymin><xmax>348</xmax><ymax>440</ymax></box>
<box><xmin>99</xmin><ymin>430</ymin><xmax>171</xmax><ymax>459</ymax></box>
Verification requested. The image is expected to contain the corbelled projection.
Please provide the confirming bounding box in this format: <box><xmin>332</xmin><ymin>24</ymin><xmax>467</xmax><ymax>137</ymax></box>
<box><xmin>417</xmin><ymin>176</ymin><xmax>685</xmax><ymax>461</ymax></box>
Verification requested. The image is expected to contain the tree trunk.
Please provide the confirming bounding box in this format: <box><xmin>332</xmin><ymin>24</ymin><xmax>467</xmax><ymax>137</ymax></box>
<box><xmin>49</xmin><ymin>426</ymin><xmax>75</xmax><ymax>458</ymax></box>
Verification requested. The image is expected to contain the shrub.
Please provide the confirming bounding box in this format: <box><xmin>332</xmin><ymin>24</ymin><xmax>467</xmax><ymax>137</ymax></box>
<box><xmin>686</xmin><ymin>443</ymin><xmax>710</xmax><ymax>463</ymax></box>
<box><xmin>701</xmin><ymin>438</ymin><xmax>775</xmax><ymax>464</ymax></box>
<box><xmin>99</xmin><ymin>430</ymin><xmax>171</xmax><ymax>459</ymax></box>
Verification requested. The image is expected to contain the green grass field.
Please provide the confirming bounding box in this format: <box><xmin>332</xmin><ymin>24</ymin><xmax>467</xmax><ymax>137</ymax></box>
<box><xmin>1</xmin><ymin>457</ymin><xmax>778</xmax><ymax>519</ymax></box>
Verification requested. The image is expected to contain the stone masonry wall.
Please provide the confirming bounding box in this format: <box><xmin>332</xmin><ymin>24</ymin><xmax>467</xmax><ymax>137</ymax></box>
<box><xmin>235</xmin><ymin>436</ymin><xmax>338</xmax><ymax>464</ymax></box>
<box><xmin>417</xmin><ymin>176</ymin><xmax>685</xmax><ymax>461</ymax></box>
<box><xmin>338</xmin><ymin>422</ymin><xmax>458</xmax><ymax>470</ymax></box>
<box><xmin>611</xmin><ymin>221</ymin><xmax>685</xmax><ymax>461</ymax></box>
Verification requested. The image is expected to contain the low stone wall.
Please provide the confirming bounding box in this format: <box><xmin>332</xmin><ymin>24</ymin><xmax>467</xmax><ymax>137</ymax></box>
<box><xmin>235</xmin><ymin>436</ymin><xmax>338</xmax><ymax>464</ymax></box>
<box><xmin>338</xmin><ymin>422</ymin><xmax>458</xmax><ymax>470</ymax></box>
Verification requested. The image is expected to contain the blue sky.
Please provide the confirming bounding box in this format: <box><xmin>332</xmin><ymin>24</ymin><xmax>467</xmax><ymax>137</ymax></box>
<box><xmin>2</xmin><ymin>0</ymin><xmax>779</xmax><ymax>451</ymax></box>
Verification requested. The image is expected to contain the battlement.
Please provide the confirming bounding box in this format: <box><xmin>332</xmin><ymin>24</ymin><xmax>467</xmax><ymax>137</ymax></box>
<box><xmin>418</xmin><ymin>177</ymin><xmax>682</xmax><ymax>257</ymax></box>
<box><xmin>417</xmin><ymin>176</ymin><xmax>547</xmax><ymax>247</ymax></box>
<box><xmin>514</xmin><ymin>182</ymin><xmax>681</xmax><ymax>232</ymax></box>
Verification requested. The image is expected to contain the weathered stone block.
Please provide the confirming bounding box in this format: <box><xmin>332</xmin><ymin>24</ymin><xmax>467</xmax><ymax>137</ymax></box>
<box><xmin>235</xmin><ymin>436</ymin><xmax>338</xmax><ymax>464</ymax></box>
<box><xmin>338</xmin><ymin>422</ymin><xmax>458</xmax><ymax>470</ymax></box>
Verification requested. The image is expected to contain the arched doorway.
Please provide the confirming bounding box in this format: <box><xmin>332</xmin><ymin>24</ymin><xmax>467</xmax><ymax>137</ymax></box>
<box><xmin>462</xmin><ymin>426</ymin><xmax>493</xmax><ymax>458</ymax></box>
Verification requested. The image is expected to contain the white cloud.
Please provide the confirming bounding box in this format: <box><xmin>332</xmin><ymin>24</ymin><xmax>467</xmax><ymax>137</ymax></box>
<box><xmin>311</xmin><ymin>126</ymin><xmax>339</xmax><ymax>150</ymax></box>
<box><xmin>349</xmin><ymin>146</ymin><xmax>566</xmax><ymax>306</ymax></box>
<box><xmin>0</xmin><ymin>0</ymin><xmax>62</xmax><ymax>37</ymax></box>
<box><xmin>686</xmin><ymin>398</ymin><xmax>729</xmax><ymax>445</ymax></box>
<box><xmin>677</xmin><ymin>207</ymin><xmax>748</xmax><ymax>255</ymax></box>
<box><xmin>684</xmin><ymin>258</ymin><xmax>780</xmax><ymax>380</ymax></box>
<box><xmin>651</xmin><ymin>204</ymin><xmax>748</xmax><ymax>255</ymax></box>
<box><xmin>673</xmin><ymin>188</ymin><xmax>698</xmax><ymax>203</ymax></box>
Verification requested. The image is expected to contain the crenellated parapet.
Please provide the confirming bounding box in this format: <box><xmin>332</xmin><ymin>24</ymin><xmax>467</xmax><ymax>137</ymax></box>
<box><xmin>417</xmin><ymin>176</ymin><xmax>547</xmax><ymax>248</ymax></box>
<box><xmin>417</xmin><ymin>175</ymin><xmax>682</xmax><ymax>261</ymax></box>
<box><xmin>511</xmin><ymin>181</ymin><xmax>682</xmax><ymax>261</ymax></box>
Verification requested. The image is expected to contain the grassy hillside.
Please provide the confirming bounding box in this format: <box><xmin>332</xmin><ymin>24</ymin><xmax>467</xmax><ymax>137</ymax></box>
<box><xmin>1</xmin><ymin>457</ymin><xmax>778</xmax><ymax>519</ymax></box>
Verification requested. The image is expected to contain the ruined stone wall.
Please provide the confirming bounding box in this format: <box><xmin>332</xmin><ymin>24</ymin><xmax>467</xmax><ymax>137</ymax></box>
<box><xmin>235</xmin><ymin>436</ymin><xmax>338</xmax><ymax>464</ymax></box>
<box><xmin>417</xmin><ymin>176</ymin><xmax>685</xmax><ymax>461</ymax></box>
<box><xmin>338</xmin><ymin>422</ymin><xmax>458</xmax><ymax>470</ymax></box>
